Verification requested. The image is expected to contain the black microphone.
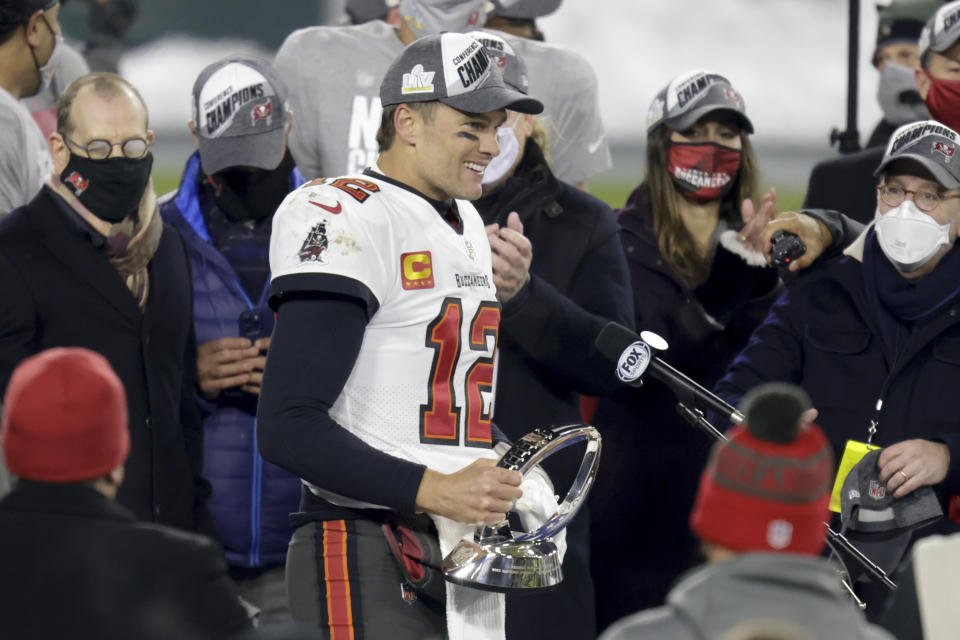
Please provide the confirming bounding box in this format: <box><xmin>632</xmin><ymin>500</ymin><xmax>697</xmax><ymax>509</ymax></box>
<box><xmin>595</xmin><ymin>322</ymin><xmax>745</xmax><ymax>425</ymax></box>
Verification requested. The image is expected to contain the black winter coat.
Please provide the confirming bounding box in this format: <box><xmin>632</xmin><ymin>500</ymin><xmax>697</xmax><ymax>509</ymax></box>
<box><xmin>0</xmin><ymin>187</ymin><xmax>208</xmax><ymax>531</ymax></box>
<box><xmin>715</xmin><ymin>235</ymin><xmax>960</xmax><ymax>499</ymax></box>
<box><xmin>590</xmin><ymin>184</ymin><xmax>780</xmax><ymax>630</ymax></box>
<box><xmin>473</xmin><ymin>141</ymin><xmax>633</xmax><ymax>640</ymax></box>
<box><xmin>0</xmin><ymin>481</ymin><xmax>250</xmax><ymax>639</ymax></box>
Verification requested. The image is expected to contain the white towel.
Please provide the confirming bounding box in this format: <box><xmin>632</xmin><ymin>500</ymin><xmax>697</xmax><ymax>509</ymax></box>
<box><xmin>431</xmin><ymin>466</ymin><xmax>566</xmax><ymax>640</ymax></box>
<box><xmin>433</xmin><ymin>515</ymin><xmax>506</xmax><ymax>640</ymax></box>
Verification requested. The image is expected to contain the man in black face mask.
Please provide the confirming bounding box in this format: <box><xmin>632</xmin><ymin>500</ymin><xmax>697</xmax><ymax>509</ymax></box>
<box><xmin>0</xmin><ymin>71</ymin><xmax>211</xmax><ymax>536</ymax></box>
<box><xmin>157</xmin><ymin>54</ymin><xmax>303</xmax><ymax>625</ymax></box>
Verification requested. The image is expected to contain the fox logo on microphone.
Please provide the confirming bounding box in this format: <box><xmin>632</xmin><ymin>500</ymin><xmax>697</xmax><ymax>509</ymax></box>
<box><xmin>616</xmin><ymin>341</ymin><xmax>651</xmax><ymax>383</ymax></box>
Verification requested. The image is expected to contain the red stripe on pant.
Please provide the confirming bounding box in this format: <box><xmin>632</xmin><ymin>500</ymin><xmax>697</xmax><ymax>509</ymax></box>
<box><xmin>322</xmin><ymin>520</ymin><xmax>355</xmax><ymax>640</ymax></box>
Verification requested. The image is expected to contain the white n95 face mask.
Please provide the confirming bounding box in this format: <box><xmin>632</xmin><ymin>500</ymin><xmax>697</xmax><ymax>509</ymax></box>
<box><xmin>875</xmin><ymin>199</ymin><xmax>952</xmax><ymax>273</ymax></box>
<box><xmin>482</xmin><ymin>120</ymin><xmax>520</xmax><ymax>186</ymax></box>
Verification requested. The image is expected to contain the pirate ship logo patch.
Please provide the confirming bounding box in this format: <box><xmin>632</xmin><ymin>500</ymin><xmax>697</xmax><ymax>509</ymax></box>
<box><xmin>298</xmin><ymin>222</ymin><xmax>329</xmax><ymax>264</ymax></box>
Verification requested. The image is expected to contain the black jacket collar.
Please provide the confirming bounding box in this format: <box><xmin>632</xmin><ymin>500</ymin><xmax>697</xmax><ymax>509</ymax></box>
<box><xmin>24</xmin><ymin>187</ymin><xmax>144</xmax><ymax>325</ymax></box>
<box><xmin>0</xmin><ymin>480</ymin><xmax>136</xmax><ymax>522</ymax></box>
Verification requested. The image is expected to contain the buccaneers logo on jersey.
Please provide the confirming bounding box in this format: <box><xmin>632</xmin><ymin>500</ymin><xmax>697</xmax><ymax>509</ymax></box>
<box><xmin>298</xmin><ymin>222</ymin><xmax>329</xmax><ymax>264</ymax></box>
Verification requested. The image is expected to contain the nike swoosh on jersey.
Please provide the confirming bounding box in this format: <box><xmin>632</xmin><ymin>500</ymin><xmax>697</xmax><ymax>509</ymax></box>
<box><xmin>310</xmin><ymin>200</ymin><xmax>342</xmax><ymax>214</ymax></box>
<box><xmin>588</xmin><ymin>135</ymin><xmax>607</xmax><ymax>154</ymax></box>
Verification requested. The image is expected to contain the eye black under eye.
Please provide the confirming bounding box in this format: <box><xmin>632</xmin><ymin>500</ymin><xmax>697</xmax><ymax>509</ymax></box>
<box><xmin>457</xmin><ymin>132</ymin><xmax>478</xmax><ymax>141</ymax></box>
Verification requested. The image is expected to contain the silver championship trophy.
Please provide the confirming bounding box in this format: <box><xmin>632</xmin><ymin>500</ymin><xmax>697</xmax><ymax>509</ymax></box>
<box><xmin>441</xmin><ymin>424</ymin><xmax>601</xmax><ymax>592</ymax></box>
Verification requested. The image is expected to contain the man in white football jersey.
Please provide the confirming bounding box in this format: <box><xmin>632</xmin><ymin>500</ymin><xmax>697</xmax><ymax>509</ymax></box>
<box><xmin>258</xmin><ymin>33</ymin><xmax>546</xmax><ymax>639</ymax></box>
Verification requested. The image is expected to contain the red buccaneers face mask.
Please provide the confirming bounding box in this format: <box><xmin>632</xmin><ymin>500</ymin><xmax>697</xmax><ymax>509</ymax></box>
<box><xmin>668</xmin><ymin>142</ymin><xmax>742</xmax><ymax>203</ymax></box>
<box><xmin>924</xmin><ymin>73</ymin><xmax>960</xmax><ymax>134</ymax></box>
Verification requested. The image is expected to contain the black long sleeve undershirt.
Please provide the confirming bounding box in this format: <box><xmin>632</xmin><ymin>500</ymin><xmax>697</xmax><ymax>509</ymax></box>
<box><xmin>256</xmin><ymin>293</ymin><xmax>428</xmax><ymax>514</ymax></box>
<box><xmin>257</xmin><ymin>289</ymin><xmax>511</xmax><ymax>514</ymax></box>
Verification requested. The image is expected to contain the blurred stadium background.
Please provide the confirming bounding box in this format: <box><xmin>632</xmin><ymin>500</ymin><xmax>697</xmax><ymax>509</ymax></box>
<box><xmin>58</xmin><ymin>0</ymin><xmax>885</xmax><ymax>212</ymax></box>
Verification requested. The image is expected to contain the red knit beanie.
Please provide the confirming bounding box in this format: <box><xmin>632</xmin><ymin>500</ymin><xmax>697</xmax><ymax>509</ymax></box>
<box><xmin>1</xmin><ymin>348</ymin><xmax>129</xmax><ymax>483</ymax></box>
<box><xmin>690</xmin><ymin>383</ymin><xmax>834</xmax><ymax>555</ymax></box>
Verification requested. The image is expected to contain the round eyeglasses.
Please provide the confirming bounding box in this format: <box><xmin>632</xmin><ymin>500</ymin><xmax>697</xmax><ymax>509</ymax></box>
<box><xmin>61</xmin><ymin>133</ymin><xmax>151</xmax><ymax>160</ymax></box>
<box><xmin>877</xmin><ymin>184</ymin><xmax>960</xmax><ymax>213</ymax></box>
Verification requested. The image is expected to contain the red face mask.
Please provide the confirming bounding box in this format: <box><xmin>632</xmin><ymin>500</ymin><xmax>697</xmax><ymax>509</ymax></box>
<box><xmin>668</xmin><ymin>142</ymin><xmax>742</xmax><ymax>203</ymax></box>
<box><xmin>924</xmin><ymin>73</ymin><xmax>960</xmax><ymax>133</ymax></box>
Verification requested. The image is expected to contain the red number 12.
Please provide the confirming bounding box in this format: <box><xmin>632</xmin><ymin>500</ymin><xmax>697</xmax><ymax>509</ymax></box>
<box><xmin>420</xmin><ymin>298</ymin><xmax>500</xmax><ymax>447</ymax></box>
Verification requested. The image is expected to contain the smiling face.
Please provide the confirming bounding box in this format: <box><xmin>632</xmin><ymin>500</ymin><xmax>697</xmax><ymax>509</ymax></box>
<box><xmin>406</xmin><ymin>103</ymin><xmax>505</xmax><ymax>201</ymax></box>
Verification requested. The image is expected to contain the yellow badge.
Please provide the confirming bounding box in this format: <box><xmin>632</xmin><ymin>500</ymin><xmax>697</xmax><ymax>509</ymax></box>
<box><xmin>829</xmin><ymin>439</ymin><xmax>881</xmax><ymax>512</ymax></box>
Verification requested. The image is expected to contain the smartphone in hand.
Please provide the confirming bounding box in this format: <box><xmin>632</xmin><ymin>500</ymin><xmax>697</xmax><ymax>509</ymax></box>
<box><xmin>238</xmin><ymin>307</ymin><xmax>275</xmax><ymax>344</ymax></box>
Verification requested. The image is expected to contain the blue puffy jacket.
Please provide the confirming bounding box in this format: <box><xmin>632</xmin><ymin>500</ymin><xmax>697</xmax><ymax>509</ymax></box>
<box><xmin>159</xmin><ymin>152</ymin><xmax>305</xmax><ymax>567</ymax></box>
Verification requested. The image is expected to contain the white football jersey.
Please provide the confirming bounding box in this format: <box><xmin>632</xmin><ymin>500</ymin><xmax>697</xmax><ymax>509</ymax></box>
<box><xmin>270</xmin><ymin>171</ymin><xmax>501</xmax><ymax>502</ymax></box>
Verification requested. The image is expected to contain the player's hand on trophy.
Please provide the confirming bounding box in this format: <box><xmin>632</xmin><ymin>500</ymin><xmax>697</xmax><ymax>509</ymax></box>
<box><xmin>415</xmin><ymin>458</ymin><xmax>523</xmax><ymax>525</ymax></box>
<box><xmin>878</xmin><ymin>439</ymin><xmax>951</xmax><ymax>498</ymax></box>
<box><xmin>486</xmin><ymin>211</ymin><xmax>532</xmax><ymax>303</ymax></box>
<box><xmin>196</xmin><ymin>337</ymin><xmax>261</xmax><ymax>400</ymax></box>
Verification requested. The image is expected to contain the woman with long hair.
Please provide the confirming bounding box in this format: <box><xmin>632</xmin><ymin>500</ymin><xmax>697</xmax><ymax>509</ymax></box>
<box><xmin>590</xmin><ymin>70</ymin><xmax>783</xmax><ymax>632</ymax></box>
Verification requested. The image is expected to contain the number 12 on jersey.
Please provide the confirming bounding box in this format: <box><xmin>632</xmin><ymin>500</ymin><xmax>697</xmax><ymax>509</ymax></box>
<box><xmin>420</xmin><ymin>297</ymin><xmax>500</xmax><ymax>447</ymax></box>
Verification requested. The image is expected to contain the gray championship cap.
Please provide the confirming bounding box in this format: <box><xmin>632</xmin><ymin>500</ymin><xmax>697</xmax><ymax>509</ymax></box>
<box><xmin>191</xmin><ymin>55</ymin><xmax>291</xmax><ymax>176</ymax></box>
<box><xmin>646</xmin><ymin>69</ymin><xmax>754</xmax><ymax>135</ymax></box>
<box><xmin>491</xmin><ymin>0</ymin><xmax>561</xmax><ymax>18</ymax></box>
<box><xmin>398</xmin><ymin>0</ymin><xmax>487</xmax><ymax>38</ymax></box>
<box><xmin>380</xmin><ymin>32</ymin><xmax>543</xmax><ymax>114</ymax></box>
<box><xmin>919</xmin><ymin>0</ymin><xmax>960</xmax><ymax>58</ymax></box>
<box><xmin>466</xmin><ymin>30</ymin><xmax>529</xmax><ymax>93</ymax></box>
<box><xmin>840</xmin><ymin>449</ymin><xmax>942</xmax><ymax>534</ymax></box>
<box><xmin>875</xmin><ymin>119</ymin><xmax>960</xmax><ymax>189</ymax></box>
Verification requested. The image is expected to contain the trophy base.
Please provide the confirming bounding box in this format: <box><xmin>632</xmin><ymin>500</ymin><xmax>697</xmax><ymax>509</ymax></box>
<box><xmin>441</xmin><ymin>537</ymin><xmax>563</xmax><ymax>593</ymax></box>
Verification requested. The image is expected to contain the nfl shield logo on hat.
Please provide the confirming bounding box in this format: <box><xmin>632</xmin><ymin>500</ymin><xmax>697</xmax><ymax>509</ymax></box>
<box><xmin>869</xmin><ymin>479</ymin><xmax>886</xmax><ymax>500</ymax></box>
<box><xmin>766</xmin><ymin>519</ymin><xmax>794</xmax><ymax>550</ymax></box>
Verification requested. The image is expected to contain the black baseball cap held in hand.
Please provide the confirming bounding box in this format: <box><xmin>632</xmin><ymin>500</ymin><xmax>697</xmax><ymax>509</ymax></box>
<box><xmin>380</xmin><ymin>32</ymin><xmax>543</xmax><ymax>115</ymax></box>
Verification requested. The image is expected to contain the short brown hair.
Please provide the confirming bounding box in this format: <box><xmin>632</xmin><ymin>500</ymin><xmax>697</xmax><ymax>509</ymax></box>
<box><xmin>376</xmin><ymin>102</ymin><xmax>438</xmax><ymax>152</ymax></box>
<box><xmin>57</xmin><ymin>72</ymin><xmax>149</xmax><ymax>137</ymax></box>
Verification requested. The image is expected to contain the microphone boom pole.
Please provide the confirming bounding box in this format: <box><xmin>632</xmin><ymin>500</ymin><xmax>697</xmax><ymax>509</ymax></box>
<box><xmin>595</xmin><ymin>322</ymin><xmax>896</xmax><ymax>591</ymax></box>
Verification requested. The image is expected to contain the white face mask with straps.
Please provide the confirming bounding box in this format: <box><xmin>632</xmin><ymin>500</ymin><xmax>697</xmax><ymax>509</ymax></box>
<box><xmin>874</xmin><ymin>199</ymin><xmax>952</xmax><ymax>273</ymax></box>
<box><xmin>481</xmin><ymin>118</ymin><xmax>521</xmax><ymax>187</ymax></box>
<box><xmin>29</xmin><ymin>13</ymin><xmax>62</xmax><ymax>96</ymax></box>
